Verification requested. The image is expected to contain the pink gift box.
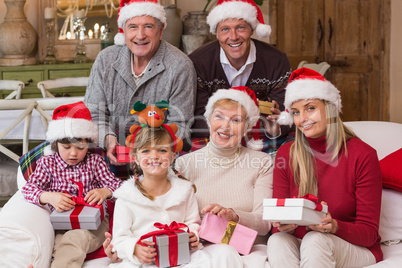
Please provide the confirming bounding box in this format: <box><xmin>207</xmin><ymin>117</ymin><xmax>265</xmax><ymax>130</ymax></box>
<box><xmin>199</xmin><ymin>213</ymin><xmax>258</xmax><ymax>255</ymax></box>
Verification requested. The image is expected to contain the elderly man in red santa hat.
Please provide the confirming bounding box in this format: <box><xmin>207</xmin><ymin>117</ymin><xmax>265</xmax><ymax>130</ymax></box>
<box><xmin>84</xmin><ymin>0</ymin><xmax>196</xmax><ymax>165</ymax></box>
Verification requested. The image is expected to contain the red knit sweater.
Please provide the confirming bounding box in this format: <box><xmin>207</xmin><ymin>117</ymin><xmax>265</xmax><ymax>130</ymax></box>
<box><xmin>273</xmin><ymin>136</ymin><xmax>383</xmax><ymax>262</ymax></box>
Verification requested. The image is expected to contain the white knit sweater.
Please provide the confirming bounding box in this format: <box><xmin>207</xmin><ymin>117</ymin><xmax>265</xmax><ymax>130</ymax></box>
<box><xmin>175</xmin><ymin>141</ymin><xmax>273</xmax><ymax>244</ymax></box>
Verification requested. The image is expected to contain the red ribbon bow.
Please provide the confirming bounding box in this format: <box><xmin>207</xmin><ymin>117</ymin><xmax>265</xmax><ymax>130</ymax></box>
<box><xmin>276</xmin><ymin>194</ymin><xmax>324</xmax><ymax>212</ymax></box>
<box><xmin>137</xmin><ymin>221</ymin><xmax>189</xmax><ymax>267</ymax></box>
<box><xmin>65</xmin><ymin>179</ymin><xmax>105</xmax><ymax>229</ymax></box>
<box><xmin>301</xmin><ymin>194</ymin><xmax>324</xmax><ymax>212</ymax></box>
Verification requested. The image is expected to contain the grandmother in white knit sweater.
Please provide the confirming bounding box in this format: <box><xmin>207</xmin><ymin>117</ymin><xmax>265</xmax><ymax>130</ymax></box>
<box><xmin>104</xmin><ymin>86</ymin><xmax>274</xmax><ymax>267</ymax></box>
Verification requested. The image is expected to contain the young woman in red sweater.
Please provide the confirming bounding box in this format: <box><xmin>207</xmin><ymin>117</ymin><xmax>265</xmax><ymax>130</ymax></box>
<box><xmin>267</xmin><ymin>68</ymin><xmax>382</xmax><ymax>267</ymax></box>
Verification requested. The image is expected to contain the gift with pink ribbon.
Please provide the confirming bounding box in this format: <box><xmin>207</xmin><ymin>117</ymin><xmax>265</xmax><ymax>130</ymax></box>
<box><xmin>137</xmin><ymin>221</ymin><xmax>190</xmax><ymax>268</ymax></box>
<box><xmin>263</xmin><ymin>194</ymin><xmax>328</xmax><ymax>226</ymax></box>
<box><xmin>50</xmin><ymin>179</ymin><xmax>105</xmax><ymax>230</ymax></box>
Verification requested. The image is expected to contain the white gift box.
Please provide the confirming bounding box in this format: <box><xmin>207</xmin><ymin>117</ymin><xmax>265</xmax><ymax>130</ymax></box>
<box><xmin>263</xmin><ymin>198</ymin><xmax>328</xmax><ymax>226</ymax></box>
<box><xmin>50</xmin><ymin>204</ymin><xmax>105</xmax><ymax>230</ymax></box>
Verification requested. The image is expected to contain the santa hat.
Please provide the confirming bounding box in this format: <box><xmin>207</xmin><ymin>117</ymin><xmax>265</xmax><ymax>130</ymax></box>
<box><xmin>46</xmin><ymin>101</ymin><xmax>98</xmax><ymax>143</ymax></box>
<box><xmin>204</xmin><ymin>86</ymin><xmax>263</xmax><ymax>150</ymax></box>
<box><xmin>277</xmin><ymin>67</ymin><xmax>342</xmax><ymax>126</ymax></box>
<box><xmin>206</xmin><ymin>0</ymin><xmax>271</xmax><ymax>39</ymax></box>
<box><xmin>114</xmin><ymin>0</ymin><xmax>166</xmax><ymax>46</ymax></box>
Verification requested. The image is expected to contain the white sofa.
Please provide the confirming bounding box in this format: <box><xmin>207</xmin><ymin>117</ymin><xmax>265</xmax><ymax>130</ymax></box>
<box><xmin>0</xmin><ymin>121</ymin><xmax>401</xmax><ymax>267</ymax></box>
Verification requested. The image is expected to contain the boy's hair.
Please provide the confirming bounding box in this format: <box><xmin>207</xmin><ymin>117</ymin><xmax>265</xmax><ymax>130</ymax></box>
<box><xmin>131</xmin><ymin>127</ymin><xmax>196</xmax><ymax>200</ymax></box>
<box><xmin>50</xmin><ymin>137</ymin><xmax>92</xmax><ymax>153</ymax></box>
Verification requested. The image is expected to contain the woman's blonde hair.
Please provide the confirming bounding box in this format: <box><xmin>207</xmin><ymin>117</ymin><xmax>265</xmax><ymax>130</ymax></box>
<box><xmin>290</xmin><ymin>100</ymin><xmax>357</xmax><ymax>197</ymax></box>
<box><xmin>130</xmin><ymin>127</ymin><xmax>196</xmax><ymax>200</ymax></box>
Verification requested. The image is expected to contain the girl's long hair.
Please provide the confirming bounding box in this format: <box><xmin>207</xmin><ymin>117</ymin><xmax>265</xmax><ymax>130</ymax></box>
<box><xmin>130</xmin><ymin>127</ymin><xmax>196</xmax><ymax>200</ymax></box>
<box><xmin>290</xmin><ymin>100</ymin><xmax>357</xmax><ymax>197</ymax></box>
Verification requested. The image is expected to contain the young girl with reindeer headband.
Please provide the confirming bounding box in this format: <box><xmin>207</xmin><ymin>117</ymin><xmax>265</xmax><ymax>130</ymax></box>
<box><xmin>109</xmin><ymin>101</ymin><xmax>210</xmax><ymax>267</ymax></box>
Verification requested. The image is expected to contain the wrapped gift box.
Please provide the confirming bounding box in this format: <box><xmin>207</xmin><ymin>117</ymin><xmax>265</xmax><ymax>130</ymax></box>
<box><xmin>150</xmin><ymin>232</ymin><xmax>190</xmax><ymax>268</ymax></box>
<box><xmin>50</xmin><ymin>204</ymin><xmax>105</xmax><ymax>230</ymax></box>
<box><xmin>263</xmin><ymin>197</ymin><xmax>328</xmax><ymax>225</ymax></box>
<box><xmin>199</xmin><ymin>213</ymin><xmax>258</xmax><ymax>255</ymax></box>
<box><xmin>116</xmin><ymin>145</ymin><xmax>132</xmax><ymax>163</ymax></box>
<box><xmin>141</xmin><ymin>222</ymin><xmax>190</xmax><ymax>268</ymax></box>
<box><xmin>258</xmin><ymin>100</ymin><xmax>274</xmax><ymax>115</ymax></box>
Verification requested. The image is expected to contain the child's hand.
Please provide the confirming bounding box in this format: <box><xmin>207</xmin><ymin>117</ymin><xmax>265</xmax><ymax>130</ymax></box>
<box><xmin>85</xmin><ymin>188</ymin><xmax>112</xmax><ymax>205</ymax></box>
<box><xmin>40</xmin><ymin>192</ymin><xmax>75</xmax><ymax>212</ymax></box>
<box><xmin>188</xmin><ymin>232</ymin><xmax>199</xmax><ymax>250</ymax></box>
<box><xmin>134</xmin><ymin>240</ymin><xmax>157</xmax><ymax>264</ymax></box>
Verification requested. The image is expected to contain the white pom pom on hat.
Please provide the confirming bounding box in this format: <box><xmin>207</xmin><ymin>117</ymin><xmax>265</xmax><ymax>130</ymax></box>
<box><xmin>277</xmin><ymin>67</ymin><xmax>342</xmax><ymax>126</ymax></box>
<box><xmin>114</xmin><ymin>0</ymin><xmax>166</xmax><ymax>46</ymax></box>
<box><xmin>207</xmin><ymin>0</ymin><xmax>271</xmax><ymax>39</ymax></box>
<box><xmin>204</xmin><ymin>86</ymin><xmax>263</xmax><ymax>151</ymax></box>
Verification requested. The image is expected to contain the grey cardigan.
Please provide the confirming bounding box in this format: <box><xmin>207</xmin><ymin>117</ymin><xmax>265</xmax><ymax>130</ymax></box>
<box><xmin>84</xmin><ymin>40</ymin><xmax>197</xmax><ymax>148</ymax></box>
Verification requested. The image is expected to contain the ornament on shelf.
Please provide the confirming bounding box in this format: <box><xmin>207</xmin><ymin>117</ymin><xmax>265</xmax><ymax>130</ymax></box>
<box><xmin>73</xmin><ymin>10</ymin><xmax>88</xmax><ymax>63</ymax></box>
<box><xmin>43</xmin><ymin>7</ymin><xmax>57</xmax><ymax>64</ymax></box>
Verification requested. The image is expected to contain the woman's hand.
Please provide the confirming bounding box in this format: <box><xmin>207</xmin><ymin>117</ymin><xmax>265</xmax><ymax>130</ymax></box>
<box><xmin>40</xmin><ymin>192</ymin><xmax>75</xmax><ymax>212</ymax></box>
<box><xmin>308</xmin><ymin>202</ymin><xmax>338</xmax><ymax>234</ymax></box>
<box><xmin>272</xmin><ymin>222</ymin><xmax>298</xmax><ymax>234</ymax></box>
<box><xmin>188</xmin><ymin>232</ymin><xmax>199</xmax><ymax>250</ymax></box>
<box><xmin>134</xmin><ymin>240</ymin><xmax>157</xmax><ymax>264</ymax></box>
<box><xmin>103</xmin><ymin>232</ymin><xmax>122</xmax><ymax>263</ymax></box>
<box><xmin>201</xmin><ymin>203</ymin><xmax>239</xmax><ymax>223</ymax></box>
<box><xmin>264</xmin><ymin>100</ymin><xmax>281</xmax><ymax>137</ymax></box>
<box><xmin>308</xmin><ymin>211</ymin><xmax>338</xmax><ymax>234</ymax></box>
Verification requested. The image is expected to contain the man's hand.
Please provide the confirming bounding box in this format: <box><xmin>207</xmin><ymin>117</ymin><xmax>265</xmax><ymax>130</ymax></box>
<box><xmin>264</xmin><ymin>100</ymin><xmax>281</xmax><ymax>137</ymax></box>
<box><xmin>40</xmin><ymin>192</ymin><xmax>75</xmax><ymax>212</ymax></box>
<box><xmin>105</xmin><ymin>134</ymin><xmax>124</xmax><ymax>166</ymax></box>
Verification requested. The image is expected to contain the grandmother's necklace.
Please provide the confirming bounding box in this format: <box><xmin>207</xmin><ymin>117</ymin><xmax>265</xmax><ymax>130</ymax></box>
<box><xmin>206</xmin><ymin>143</ymin><xmax>241</xmax><ymax>166</ymax></box>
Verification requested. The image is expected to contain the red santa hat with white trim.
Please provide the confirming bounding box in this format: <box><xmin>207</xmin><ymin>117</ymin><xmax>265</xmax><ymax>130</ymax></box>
<box><xmin>206</xmin><ymin>0</ymin><xmax>271</xmax><ymax>39</ymax></box>
<box><xmin>46</xmin><ymin>101</ymin><xmax>98</xmax><ymax>143</ymax></box>
<box><xmin>114</xmin><ymin>0</ymin><xmax>166</xmax><ymax>46</ymax></box>
<box><xmin>277</xmin><ymin>67</ymin><xmax>342</xmax><ymax>126</ymax></box>
<box><xmin>204</xmin><ymin>86</ymin><xmax>263</xmax><ymax>150</ymax></box>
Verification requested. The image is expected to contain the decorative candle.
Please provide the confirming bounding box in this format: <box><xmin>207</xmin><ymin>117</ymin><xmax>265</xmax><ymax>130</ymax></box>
<box><xmin>74</xmin><ymin>9</ymin><xmax>85</xmax><ymax>19</ymax></box>
<box><xmin>94</xmin><ymin>23</ymin><xmax>100</xmax><ymax>39</ymax></box>
<box><xmin>88</xmin><ymin>29</ymin><xmax>93</xmax><ymax>39</ymax></box>
<box><xmin>44</xmin><ymin>7</ymin><xmax>56</xmax><ymax>20</ymax></box>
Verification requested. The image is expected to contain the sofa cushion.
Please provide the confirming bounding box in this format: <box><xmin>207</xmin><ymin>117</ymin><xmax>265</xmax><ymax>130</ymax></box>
<box><xmin>19</xmin><ymin>141</ymin><xmax>50</xmax><ymax>182</ymax></box>
<box><xmin>379</xmin><ymin>188</ymin><xmax>402</xmax><ymax>243</ymax></box>
<box><xmin>380</xmin><ymin>148</ymin><xmax>402</xmax><ymax>192</ymax></box>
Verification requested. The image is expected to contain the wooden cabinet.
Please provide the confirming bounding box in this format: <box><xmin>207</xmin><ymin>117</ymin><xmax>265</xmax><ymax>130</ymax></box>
<box><xmin>269</xmin><ymin>0</ymin><xmax>390</xmax><ymax>122</ymax></box>
<box><xmin>0</xmin><ymin>62</ymin><xmax>93</xmax><ymax>98</ymax></box>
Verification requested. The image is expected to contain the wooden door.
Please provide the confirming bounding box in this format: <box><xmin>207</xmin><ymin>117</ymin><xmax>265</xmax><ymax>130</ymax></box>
<box><xmin>275</xmin><ymin>0</ymin><xmax>324</xmax><ymax>70</ymax></box>
<box><xmin>269</xmin><ymin>0</ymin><xmax>390</xmax><ymax>121</ymax></box>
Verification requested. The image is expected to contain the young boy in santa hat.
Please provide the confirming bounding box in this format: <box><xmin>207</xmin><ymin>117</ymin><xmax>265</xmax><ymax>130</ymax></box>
<box><xmin>22</xmin><ymin>101</ymin><xmax>122</xmax><ymax>268</ymax></box>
